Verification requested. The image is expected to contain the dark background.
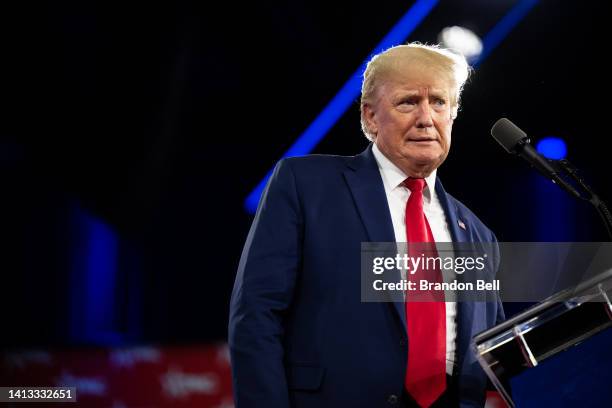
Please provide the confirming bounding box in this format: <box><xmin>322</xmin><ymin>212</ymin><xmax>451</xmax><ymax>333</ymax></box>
<box><xmin>2</xmin><ymin>0</ymin><xmax>609</xmax><ymax>349</ymax></box>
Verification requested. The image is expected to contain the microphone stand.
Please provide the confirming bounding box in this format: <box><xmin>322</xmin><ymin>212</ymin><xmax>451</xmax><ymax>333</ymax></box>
<box><xmin>553</xmin><ymin>159</ymin><xmax>612</xmax><ymax>240</ymax></box>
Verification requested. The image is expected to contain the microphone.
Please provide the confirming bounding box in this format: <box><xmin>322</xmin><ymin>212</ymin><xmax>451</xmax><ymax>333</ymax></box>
<box><xmin>491</xmin><ymin>118</ymin><xmax>581</xmax><ymax>199</ymax></box>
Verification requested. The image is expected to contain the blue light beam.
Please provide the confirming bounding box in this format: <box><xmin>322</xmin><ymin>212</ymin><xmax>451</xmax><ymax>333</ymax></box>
<box><xmin>244</xmin><ymin>0</ymin><xmax>440</xmax><ymax>213</ymax></box>
<box><xmin>473</xmin><ymin>0</ymin><xmax>539</xmax><ymax>68</ymax></box>
<box><xmin>245</xmin><ymin>0</ymin><xmax>540</xmax><ymax>213</ymax></box>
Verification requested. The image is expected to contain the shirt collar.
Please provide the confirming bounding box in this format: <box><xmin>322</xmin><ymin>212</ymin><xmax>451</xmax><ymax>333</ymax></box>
<box><xmin>371</xmin><ymin>142</ymin><xmax>437</xmax><ymax>202</ymax></box>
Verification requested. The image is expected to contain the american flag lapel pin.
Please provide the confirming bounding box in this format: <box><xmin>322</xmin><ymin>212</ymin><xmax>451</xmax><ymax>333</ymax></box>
<box><xmin>458</xmin><ymin>219</ymin><xmax>466</xmax><ymax>230</ymax></box>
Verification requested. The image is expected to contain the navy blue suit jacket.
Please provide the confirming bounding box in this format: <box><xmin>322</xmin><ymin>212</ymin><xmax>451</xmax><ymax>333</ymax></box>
<box><xmin>229</xmin><ymin>145</ymin><xmax>505</xmax><ymax>408</ymax></box>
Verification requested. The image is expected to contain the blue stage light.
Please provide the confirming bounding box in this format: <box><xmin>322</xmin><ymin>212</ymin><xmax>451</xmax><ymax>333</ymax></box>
<box><xmin>70</xmin><ymin>207</ymin><xmax>121</xmax><ymax>345</ymax></box>
<box><xmin>536</xmin><ymin>137</ymin><xmax>567</xmax><ymax>160</ymax></box>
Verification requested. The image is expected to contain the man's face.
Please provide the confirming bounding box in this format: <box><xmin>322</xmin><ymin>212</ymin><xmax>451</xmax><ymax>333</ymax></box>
<box><xmin>363</xmin><ymin>63</ymin><xmax>454</xmax><ymax>178</ymax></box>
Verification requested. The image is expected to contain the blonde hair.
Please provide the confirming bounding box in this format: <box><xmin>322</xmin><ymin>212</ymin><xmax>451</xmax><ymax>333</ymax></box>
<box><xmin>360</xmin><ymin>43</ymin><xmax>471</xmax><ymax>141</ymax></box>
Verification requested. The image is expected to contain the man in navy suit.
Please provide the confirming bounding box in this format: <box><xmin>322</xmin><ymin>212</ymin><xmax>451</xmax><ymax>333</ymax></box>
<box><xmin>229</xmin><ymin>43</ymin><xmax>505</xmax><ymax>407</ymax></box>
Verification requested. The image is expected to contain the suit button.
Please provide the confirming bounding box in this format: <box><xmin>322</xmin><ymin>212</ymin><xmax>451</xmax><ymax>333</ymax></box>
<box><xmin>399</xmin><ymin>338</ymin><xmax>407</xmax><ymax>346</ymax></box>
<box><xmin>388</xmin><ymin>394</ymin><xmax>399</xmax><ymax>405</ymax></box>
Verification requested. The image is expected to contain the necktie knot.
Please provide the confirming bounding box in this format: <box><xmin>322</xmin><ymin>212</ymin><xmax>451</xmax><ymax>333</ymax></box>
<box><xmin>404</xmin><ymin>177</ymin><xmax>426</xmax><ymax>193</ymax></box>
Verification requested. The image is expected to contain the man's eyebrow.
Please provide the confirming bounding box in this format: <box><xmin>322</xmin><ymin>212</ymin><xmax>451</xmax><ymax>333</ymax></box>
<box><xmin>395</xmin><ymin>88</ymin><xmax>448</xmax><ymax>95</ymax></box>
<box><xmin>393</xmin><ymin>91</ymin><xmax>448</xmax><ymax>102</ymax></box>
<box><xmin>429</xmin><ymin>89</ymin><xmax>448</xmax><ymax>98</ymax></box>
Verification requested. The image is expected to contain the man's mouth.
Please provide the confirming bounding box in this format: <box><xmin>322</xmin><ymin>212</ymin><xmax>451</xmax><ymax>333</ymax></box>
<box><xmin>407</xmin><ymin>138</ymin><xmax>437</xmax><ymax>142</ymax></box>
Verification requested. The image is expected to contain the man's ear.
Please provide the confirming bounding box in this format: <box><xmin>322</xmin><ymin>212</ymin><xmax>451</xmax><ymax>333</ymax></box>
<box><xmin>362</xmin><ymin>103</ymin><xmax>378</xmax><ymax>135</ymax></box>
<box><xmin>450</xmin><ymin>105</ymin><xmax>458</xmax><ymax>121</ymax></box>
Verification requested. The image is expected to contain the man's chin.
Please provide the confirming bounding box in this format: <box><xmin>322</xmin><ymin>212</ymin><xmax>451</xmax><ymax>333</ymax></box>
<box><xmin>406</xmin><ymin>151</ymin><xmax>444</xmax><ymax>165</ymax></box>
<box><xmin>402</xmin><ymin>154</ymin><xmax>446</xmax><ymax>176</ymax></box>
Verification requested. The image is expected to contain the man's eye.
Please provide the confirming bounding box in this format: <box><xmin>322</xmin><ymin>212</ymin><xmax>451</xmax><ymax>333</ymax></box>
<box><xmin>434</xmin><ymin>98</ymin><xmax>446</xmax><ymax>106</ymax></box>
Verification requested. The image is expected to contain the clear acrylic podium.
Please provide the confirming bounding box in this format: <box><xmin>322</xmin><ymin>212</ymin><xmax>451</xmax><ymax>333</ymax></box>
<box><xmin>472</xmin><ymin>268</ymin><xmax>612</xmax><ymax>407</ymax></box>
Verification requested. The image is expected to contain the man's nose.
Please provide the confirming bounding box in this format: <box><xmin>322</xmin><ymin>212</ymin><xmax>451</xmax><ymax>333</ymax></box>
<box><xmin>415</xmin><ymin>101</ymin><xmax>434</xmax><ymax>128</ymax></box>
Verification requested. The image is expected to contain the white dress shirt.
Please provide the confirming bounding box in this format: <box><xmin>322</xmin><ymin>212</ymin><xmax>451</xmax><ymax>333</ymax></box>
<box><xmin>372</xmin><ymin>143</ymin><xmax>457</xmax><ymax>375</ymax></box>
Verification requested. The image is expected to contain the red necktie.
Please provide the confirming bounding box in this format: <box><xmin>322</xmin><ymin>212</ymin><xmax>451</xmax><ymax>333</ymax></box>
<box><xmin>403</xmin><ymin>178</ymin><xmax>446</xmax><ymax>408</ymax></box>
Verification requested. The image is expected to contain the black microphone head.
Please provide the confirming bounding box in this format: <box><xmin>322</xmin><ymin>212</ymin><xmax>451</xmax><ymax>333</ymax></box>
<box><xmin>491</xmin><ymin>118</ymin><xmax>529</xmax><ymax>153</ymax></box>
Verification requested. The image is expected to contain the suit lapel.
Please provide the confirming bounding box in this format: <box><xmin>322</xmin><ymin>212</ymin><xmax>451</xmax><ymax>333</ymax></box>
<box><xmin>343</xmin><ymin>145</ymin><xmax>396</xmax><ymax>243</ymax></box>
<box><xmin>435</xmin><ymin>179</ymin><xmax>476</xmax><ymax>368</ymax></box>
<box><xmin>343</xmin><ymin>145</ymin><xmax>405</xmax><ymax>327</ymax></box>
<box><xmin>435</xmin><ymin>179</ymin><xmax>469</xmax><ymax>243</ymax></box>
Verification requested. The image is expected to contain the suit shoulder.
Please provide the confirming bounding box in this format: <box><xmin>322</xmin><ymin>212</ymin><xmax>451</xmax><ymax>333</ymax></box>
<box><xmin>280</xmin><ymin>154</ymin><xmax>353</xmax><ymax>173</ymax></box>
